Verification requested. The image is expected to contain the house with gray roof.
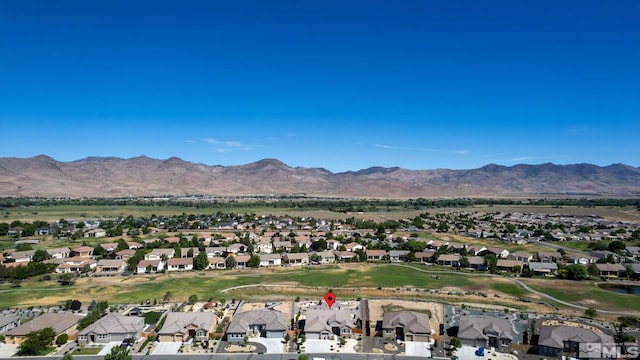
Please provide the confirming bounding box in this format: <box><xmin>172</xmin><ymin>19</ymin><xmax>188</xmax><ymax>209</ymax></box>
<box><xmin>78</xmin><ymin>313</ymin><xmax>145</xmax><ymax>345</ymax></box>
<box><xmin>382</xmin><ymin>311</ymin><xmax>432</xmax><ymax>342</ymax></box>
<box><xmin>5</xmin><ymin>312</ymin><xmax>83</xmax><ymax>344</ymax></box>
<box><xmin>304</xmin><ymin>309</ymin><xmax>358</xmax><ymax>340</ymax></box>
<box><xmin>389</xmin><ymin>250</ymin><xmax>410</xmax><ymax>262</ymax></box>
<box><xmin>457</xmin><ymin>316</ymin><xmax>513</xmax><ymax>348</ymax></box>
<box><xmin>157</xmin><ymin>312</ymin><xmax>216</xmax><ymax>342</ymax></box>
<box><xmin>0</xmin><ymin>314</ymin><xmax>21</xmax><ymax>334</ymax></box>
<box><xmin>538</xmin><ymin>325</ymin><xmax>614</xmax><ymax>358</ymax></box>
<box><xmin>527</xmin><ymin>262</ymin><xmax>558</xmax><ymax>276</ymax></box>
<box><xmin>226</xmin><ymin>309</ymin><xmax>288</xmax><ymax>341</ymax></box>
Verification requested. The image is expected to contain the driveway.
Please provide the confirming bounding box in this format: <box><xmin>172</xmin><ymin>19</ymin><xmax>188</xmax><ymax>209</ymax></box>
<box><xmin>150</xmin><ymin>342</ymin><xmax>182</xmax><ymax>354</ymax></box>
<box><xmin>0</xmin><ymin>343</ymin><xmax>18</xmax><ymax>358</ymax></box>
<box><xmin>250</xmin><ymin>337</ymin><xmax>286</xmax><ymax>353</ymax></box>
<box><xmin>98</xmin><ymin>342</ymin><xmax>121</xmax><ymax>356</ymax></box>
<box><xmin>455</xmin><ymin>345</ymin><xmax>517</xmax><ymax>360</ymax></box>
<box><xmin>405</xmin><ymin>341</ymin><xmax>431</xmax><ymax>357</ymax></box>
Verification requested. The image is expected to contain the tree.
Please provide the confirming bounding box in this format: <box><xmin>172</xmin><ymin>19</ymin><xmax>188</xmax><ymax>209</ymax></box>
<box><xmin>188</xmin><ymin>294</ymin><xmax>198</xmax><ymax>304</ymax></box>
<box><xmin>194</xmin><ymin>251</ymin><xmax>209</xmax><ymax>270</ymax></box>
<box><xmin>104</xmin><ymin>345</ymin><xmax>132</xmax><ymax>360</ymax></box>
<box><xmin>32</xmin><ymin>249</ymin><xmax>48</xmax><ymax>262</ymax></box>
<box><xmin>585</xmin><ymin>307</ymin><xmax>598</xmax><ymax>319</ymax></box>
<box><xmin>225</xmin><ymin>256</ymin><xmax>237</xmax><ymax>269</ymax></box>
<box><xmin>565</xmin><ymin>264</ymin><xmax>589</xmax><ymax>280</ymax></box>
<box><xmin>247</xmin><ymin>254</ymin><xmax>260</xmax><ymax>268</ymax></box>
<box><xmin>162</xmin><ymin>291</ymin><xmax>174</xmax><ymax>304</ymax></box>
<box><xmin>62</xmin><ymin>353</ymin><xmax>74</xmax><ymax>360</ymax></box>
<box><xmin>484</xmin><ymin>254</ymin><xmax>498</xmax><ymax>274</ymax></box>
<box><xmin>17</xmin><ymin>327</ymin><xmax>56</xmax><ymax>355</ymax></box>
<box><xmin>459</xmin><ymin>256</ymin><xmax>470</xmax><ymax>268</ymax></box>
<box><xmin>56</xmin><ymin>333</ymin><xmax>69</xmax><ymax>345</ymax></box>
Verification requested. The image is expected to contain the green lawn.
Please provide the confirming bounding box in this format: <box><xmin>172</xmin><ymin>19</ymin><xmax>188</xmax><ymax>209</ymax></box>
<box><xmin>73</xmin><ymin>347</ymin><xmax>103</xmax><ymax>355</ymax></box>
<box><xmin>527</xmin><ymin>282</ymin><xmax>640</xmax><ymax>312</ymax></box>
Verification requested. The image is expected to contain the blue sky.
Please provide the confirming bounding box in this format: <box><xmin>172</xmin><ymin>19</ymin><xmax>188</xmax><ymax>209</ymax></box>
<box><xmin>1</xmin><ymin>0</ymin><xmax>638</xmax><ymax>172</ymax></box>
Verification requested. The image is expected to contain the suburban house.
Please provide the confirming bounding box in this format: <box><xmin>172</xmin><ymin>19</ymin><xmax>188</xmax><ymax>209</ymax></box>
<box><xmin>234</xmin><ymin>255</ymin><xmax>251</xmax><ymax>269</ymax></box>
<box><xmin>226</xmin><ymin>309</ymin><xmax>288</xmax><ymax>341</ymax></box>
<box><xmin>382</xmin><ymin>311</ymin><xmax>431</xmax><ymax>342</ymax></box>
<box><xmin>166</xmin><ymin>257</ymin><xmax>194</xmax><ymax>272</ymax></box>
<box><xmin>538</xmin><ymin>325</ymin><xmax>614</xmax><ymax>358</ymax></box>
<box><xmin>283</xmin><ymin>253</ymin><xmax>309</xmax><ymax>266</ymax></box>
<box><xmin>437</xmin><ymin>254</ymin><xmax>460</xmax><ymax>267</ymax></box>
<box><xmin>0</xmin><ymin>315</ymin><xmax>21</xmax><ymax>334</ymax></box>
<box><xmin>136</xmin><ymin>259</ymin><xmax>164</xmax><ymax>274</ymax></box>
<box><xmin>366</xmin><ymin>250</ymin><xmax>388</xmax><ymax>261</ymax></box>
<box><xmin>625</xmin><ymin>246</ymin><xmax>640</xmax><ymax>260</ymax></box>
<box><xmin>258</xmin><ymin>254</ymin><xmax>282</xmax><ymax>267</ymax></box>
<box><xmin>496</xmin><ymin>260</ymin><xmax>523</xmax><ymax>273</ymax></box>
<box><xmin>345</xmin><ymin>242</ymin><xmax>365</xmax><ymax>252</ymax></box>
<box><xmin>313</xmin><ymin>251</ymin><xmax>336</xmax><ymax>264</ymax></box>
<box><xmin>71</xmin><ymin>246</ymin><xmax>94</xmax><ymax>258</ymax></box>
<box><xmin>9</xmin><ymin>250</ymin><xmax>35</xmax><ymax>263</ymax></box>
<box><xmin>145</xmin><ymin>248</ymin><xmax>175</xmax><ymax>261</ymax></box>
<box><xmin>595</xmin><ymin>263</ymin><xmax>627</xmax><ymax>278</ymax></box>
<box><xmin>590</xmin><ymin>250</ymin><xmax>621</xmax><ymax>263</ymax></box>
<box><xmin>157</xmin><ymin>312</ymin><xmax>216</xmax><ymax>342</ymax></box>
<box><xmin>95</xmin><ymin>259</ymin><xmax>127</xmax><ymax>276</ymax></box>
<box><xmin>46</xmin><ymin>247</ymin><xmax>71</xmax><ymax>259</ymax></box>
<box><xmin>78</xmin><ymin>313</ymin><xmax>145</xmax><ymax>345</ymax></box>
<box><xmin>565</xmin><ymin>253</ymin><xmax>598</xmax><ymax>265</ymax></box>
<box><xmin>467</xmin><ymin>256</ymin><xmax>486</xmax><ymax>270</ymax></box>
<box><xmin>414</xmin><ymin>251</ymin><xmax>434</xmax><ymax>263</ymax></box>
<box><xmin>255</xmin><ymin>239</ymin><xmax>273</xmax><ymax>254</ymax></box>
<box><xmin>205</xmin><ymin>247</ymin><xmax>226</xmax><ymax>257</ymax></box>
<box><xmin>272</xmin><ymin>241</ymin><xmax>293</xmax><ymax>252</ymax></box>
<box><xmin>4</xmin><ymin>312</ymin><xmax>83</xmax><ymax>344</ymax></box>
<box><xmin>457</xmin><ymin>316</ymin><xmax>513</xmax><ymax>348</ymax></box>
<box><xmin>303</xmin><ymin>309</ymin><xmax>358</xmax><ymax>340</ymax></box>
<box><xmin>84</xmin><ymin>229</ymin><xmax>107</xmax><ymax>238</ymax></box>
<box><xmin>55</xmin><ymin>256</ymin><xmax>97</xmax><ymax>274</ymax></box>
<box><xmin>116</xmin><ymin>249</ymin><xmax>136</xmax><ymax>260</ymax></box>
<box><xmin>207</xmin><ymin>256</ymin><xmax>226</xmax><ymax>269</ymax></box>
<box><xmin>389</xmin><ymin>250</ymin><xmax>410</xmax><ymax>262</ymax></box>
<box><xmin>99</xmin><ymin>243</ymin><xmax>119</xmax><ymax>253</ymax></box>
<box><xmin>334</xmin><ymin>251</ymin><xmax>356</xmax><ymax>262</ymax></box>
<box><xmin>527</xmin><ymin>262</ymin><xmax>558</xmax><ymax>276</ymax></box>
<box><xmin>537</xmin><ymin>252</ymin><xmax>562</xmax><ymax>263</ymax></box>
<box><xmin>508</xmin><ymin>251</ymin><xmax>533</xmax><ymax>262</ymax></box>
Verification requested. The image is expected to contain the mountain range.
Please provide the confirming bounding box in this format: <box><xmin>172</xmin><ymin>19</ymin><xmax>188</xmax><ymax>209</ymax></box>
<box><xmin>0</xmin><ymin>155</ymin><xmax>639</xmax><ymax>198</ymax></box>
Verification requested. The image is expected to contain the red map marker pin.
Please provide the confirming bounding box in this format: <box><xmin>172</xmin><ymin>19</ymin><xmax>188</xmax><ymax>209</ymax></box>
<box><xmin>324</xmin><ymin>291</ymin><xmax>336</xmax><ymax>309</ymax></box>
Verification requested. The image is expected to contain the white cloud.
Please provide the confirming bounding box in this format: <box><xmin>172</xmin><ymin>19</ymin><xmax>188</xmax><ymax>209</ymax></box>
<box><xmin>375</xmin><ymin>144</ymin><xmax>396</xmax><ymax>149</ymax></box>
<box><xmin>204</xmin><ymin>138</ymin><xmax>254</xmax><ymax>152</ymax></box>
<box><xmin>453</xmin><ymin>150</ymin><xmax>469</xmax><ymax>155</ymax></box>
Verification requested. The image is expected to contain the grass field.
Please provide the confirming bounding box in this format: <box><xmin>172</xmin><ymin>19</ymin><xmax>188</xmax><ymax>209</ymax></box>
<box><xmin>3</xmin><ymin>204</ymin><xmax>640</xmax><ymax>222</ymax></box>
<box><xmin>2</xmin><ymin>263</ymin><xmax>637</xmax><ymax>316</ymax></box>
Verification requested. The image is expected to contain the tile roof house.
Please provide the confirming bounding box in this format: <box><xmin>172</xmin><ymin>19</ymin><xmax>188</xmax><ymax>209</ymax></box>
<box><xmin>457</xmin><ymin>316</ymin><xmax>513</xmax><ymax>348</ymax></box>
<box><xmin>46</xmin><ymin>247</ymin><xmax>71</xmax><ymax>259</ymax></box>
<box><xmin>304</xmin><ymin>309</ymin><xmax>358</xmax><ymax>340</ymax></box>
<box><xmin>71</xmin><ymin>246</ymin><xmax>94</xmax><ymax>258</ymax></box>
<box><xmin>145</xmin><ymin>248</ymin><xmax>175</xmax><ymax>261</ymax></box>
<box><xmin>414</xmin><ymin>251</ymin><xmax>435</xmax><ymax>263</ymax></box>
<box><xmin>5</xmin><ymin>312</ymin><xmax>83</xmax><ymax>344</ymax></box>
<box><xmin>136</xmin><ymin>259</ymin><xmax>164</xmax><ymax>274</ymax></box>
<box><xmin>258</xmin><ymin>254</ymin><xmax>282</xmax><ymax>267</ymax></box>
<box><xmin>95</xmin><ymin>259</ymin><xmax>127</xmax><ymax>276</ymax></box>
<box><xmin>595</xmin><ymin>263</ymin><xmax>626</xmax><ymax>278</ymax></box>
<box><xmin>166</xmin><ymin>257</ymin><xmax>194</xmax><ymax>272</ymax></box>
<box><xmin>382</xmin><ymin>311</ymin><xmax>432</xmax><ymax>342</ymax></box>
<box><xmin>207</xmin><ymin>256</ymin><xmax>226</xmax><ymax>269</ymax></box>
<box><xmin>366</xmin><ymin>250</ymin><xmax>388</xmax><ymax>261</ymax></box>
<box><xmin>313</xmin><ymin>250</ymin><xmax>336</xmax><ymax>264</ymax></box>
<box><xmin>55</xmin><ymin>256</ymin><xmax>97</xmax><ymax>274</ymax></box>
<box><xmin>78</xmin><ymin>313</ymin><xmax>145</xmax><ymax>345</ymax></box>
<box><xmin>538</xmin><ymin>325</ymin><xmax>614</xmax><ymax>358</ymax></box>
<box><xmin>282</xmin><ymin>253</ymin><xmax>309</xmax><ymax>266</ymax></box>
<box><xmin>334</xmin><ymin>251</ymin><xmax>356</xmax><ymax>262</ymax></box>
<box><xmin>157</xmin><ymin>312</ymin><xmax>216</xmax><ymax>342</ymax></box>
<box><xmin>226</xmin><ymin>309</ymin><xmax>288</xmax><ymax>341</ymax></box>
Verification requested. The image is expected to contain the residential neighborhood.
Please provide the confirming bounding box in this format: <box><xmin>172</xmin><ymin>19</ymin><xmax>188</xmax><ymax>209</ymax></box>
<box><xmin>1</xmin><ymin>209</ymin><xmax>640</xmax><ymax>358</ymax></box>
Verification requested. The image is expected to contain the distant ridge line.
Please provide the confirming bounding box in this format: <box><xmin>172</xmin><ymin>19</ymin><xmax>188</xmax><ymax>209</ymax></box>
<box><xmin>0</xmin><ymin>155</ymin><xmax>638</xmax><ymax>198</ymax></box>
